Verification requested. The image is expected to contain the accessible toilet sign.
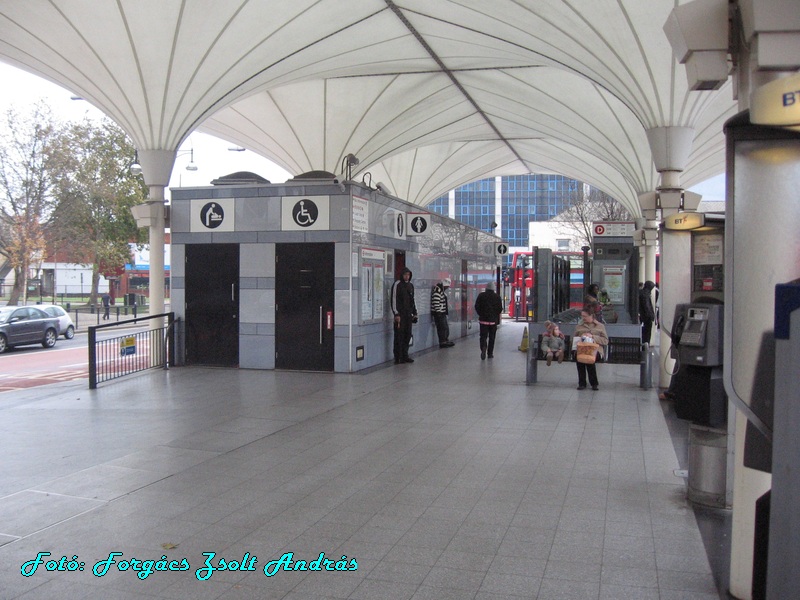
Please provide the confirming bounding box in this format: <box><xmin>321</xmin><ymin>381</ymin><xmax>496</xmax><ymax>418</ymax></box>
<box><xmin>281</xmin><ymin>196</ymin><xmax>330</xmax><ymax>231</ymax></box>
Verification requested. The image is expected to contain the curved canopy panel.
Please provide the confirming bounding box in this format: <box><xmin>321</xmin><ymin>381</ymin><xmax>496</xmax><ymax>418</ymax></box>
<box><xmin>0</xmin><ymin>0</ymin><xmax>736</xmax><ymax>205</ymax></box>
<box><xmin>199</xmin><ymin>67</ymin><xmax>658</xmax><ymax>213</ymax></box>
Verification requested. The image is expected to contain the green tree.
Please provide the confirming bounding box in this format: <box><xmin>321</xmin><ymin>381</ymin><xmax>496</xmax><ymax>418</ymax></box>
<box><xmin>0</xmin><ymin>102</ymin><xmax>63</xmax><ymax>305</ymax></box>
<box><xmin>49</xmin><ymin>117</ymin><xmax>147</xmax><ymax>305</ymax></box>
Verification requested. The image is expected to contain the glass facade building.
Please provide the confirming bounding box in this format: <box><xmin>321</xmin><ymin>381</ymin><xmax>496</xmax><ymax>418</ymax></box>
<box><xmin>427</xmin><ymin>174</ymin><xmax>581</xmax><ymax>251</ymax></box>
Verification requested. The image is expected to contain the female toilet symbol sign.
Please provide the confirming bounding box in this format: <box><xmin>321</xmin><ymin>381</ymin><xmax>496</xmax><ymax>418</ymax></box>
<box><xmin>281</xmin><ymin>196</ymin><xmax>330</xmax><ymax>231</ymax></box>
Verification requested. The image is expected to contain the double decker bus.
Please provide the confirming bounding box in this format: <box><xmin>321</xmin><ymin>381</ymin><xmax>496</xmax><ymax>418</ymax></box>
<box><xmin>504</xmin><ymin>250</ymin><xmax>588</xmax><ymax>318</ymax></box>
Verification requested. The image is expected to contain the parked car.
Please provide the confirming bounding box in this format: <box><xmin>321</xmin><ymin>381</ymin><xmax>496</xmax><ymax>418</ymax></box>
<box><xmin>39</xmin><ymin>304</ymin><xmax>76</xmax><ymax>339</ymax></box>
<box><xmin>0</xmin><ymin>306</ymin><xmax>60</xmax><ymax>353</ymax></box>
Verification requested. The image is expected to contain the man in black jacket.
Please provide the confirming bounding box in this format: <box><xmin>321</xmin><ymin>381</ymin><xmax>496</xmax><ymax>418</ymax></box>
<box><xmin>638</xmin><ymin>280</ymin><xmax>656</xmax><ymax>344</ymax></box>
<box><xmin>474</xmin><ymin>282</ymin><xmax>503</xmax><ymax>360</ymax></box>
<box><xmin>390</xmin><ymin>267</ymin><xmax>418</xmax><ymax>364</ymax></box>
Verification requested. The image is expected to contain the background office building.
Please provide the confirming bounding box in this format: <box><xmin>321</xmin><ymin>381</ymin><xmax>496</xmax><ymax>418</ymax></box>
<box><xmin>427</xmin><ymin>174</ymin><xmax>587</xmax><ymax>261</ymax></box>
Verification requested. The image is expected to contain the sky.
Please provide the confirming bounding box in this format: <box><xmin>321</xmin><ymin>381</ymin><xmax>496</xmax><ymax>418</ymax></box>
<box><xmin>0</xmin><ymin>63</ymin><xmax>292</xmax><ymax>199</ymax></box>
<box><xmin>0</xmin><ymin>62</ymin><xmax>726</xmax><ymax>203</ymax></box>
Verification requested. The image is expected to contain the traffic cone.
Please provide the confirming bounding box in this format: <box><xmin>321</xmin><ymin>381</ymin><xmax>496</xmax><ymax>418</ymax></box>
<box><xmin>518</xmin><ymin>327</ymin><xmax>529</xmax><ymax>352</ymax></box>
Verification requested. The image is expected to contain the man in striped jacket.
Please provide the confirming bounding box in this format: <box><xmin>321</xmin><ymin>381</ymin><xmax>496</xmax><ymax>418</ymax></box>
<box><xmin>431</xmin><ymin>278</ymin><xmax>454</xmax><ymax>348</ymax></box>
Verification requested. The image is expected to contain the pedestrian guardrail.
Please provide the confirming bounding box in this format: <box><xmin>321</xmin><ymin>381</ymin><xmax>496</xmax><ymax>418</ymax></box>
<box><xmin>88</xmin><ymin>313</ymin><xmax>176</xmax><ymax>389</ymax></box>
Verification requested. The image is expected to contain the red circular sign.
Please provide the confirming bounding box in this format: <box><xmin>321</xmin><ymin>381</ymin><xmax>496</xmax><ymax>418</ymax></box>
<box><xmin>594</xmin><ymin>224</ymin><xmax>605</xmax><ymax>235</ymax></box>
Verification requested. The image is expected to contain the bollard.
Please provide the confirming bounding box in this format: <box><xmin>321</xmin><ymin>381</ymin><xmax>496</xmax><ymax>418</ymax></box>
<box><xmin>639</xmin><ymin>342</ymin><xmax>652</xmax><ymax>389</ymax></box>
<box><xmin>526</xmin><ymin>325</ymin><xmax>538</xmax><ymax>384</ymax></box>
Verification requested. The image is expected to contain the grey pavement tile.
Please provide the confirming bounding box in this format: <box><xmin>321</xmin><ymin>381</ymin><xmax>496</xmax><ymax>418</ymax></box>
<box><xmin>422</xmin><ymin>565</ymin><xmax>486</xmax><ymax>593</ymax></box>
<box><xmin>601</xmin><ymin>546</ymin><xmax>657</xmax><ymax>570</ymax></box>
<box><xmin>414</xmin><ymin>585</ymin><xmax>480</xmax><ymax>599</ymax></box>
<box><xmin>603</xmin><ymin>533</ymin><xmax>655</xmax><ymax>554</ymax></box>
<box><xmin>382</xmin><ymin>545</ymin><xmax>442</xmax><ymax>567</ymax></box>
<box><xmin>599</xmin><ymin>583</ymin><xmax>661</xmax><ymax>600</ymax></box>
<box><xmin>656</xmin><ymin>551</ymin><xmax>713</xmax><ymax>574</ymax></box>
<box><xmin>480</xmin><ymin>572</ymin><xmax>541</xmax><ymax>596</ymax></box>
<box><xmin>0</xmin><ymin>329</ymin><xmax>726</xmax><ymax>600</ymax></box>
<box><xmin>435</xmin><ymin>549</ymin><xmax>494</xmax><ymax>572</ymax></box>
<box><xmin>601</xmin><ymin>564</ymin><xmax>659</xmax><ymax>588</ymax></box>
<box><xmin>657</xmin><ymin>568</ymin><xmax>722</xmax><ymax>595</ymax></box>
<box><xmin>0</xmin><ymin>490</ymin><xmax>104</xmax><ymax>538</ymax></box>
<box><xmin>544</xmin><ymin>559</ymin><xmax>602</xmax><ymax>583</ymax></box>
<box><xmin>367</xmin><ymin>559</ymin><xmax>431</xmax><ymax>586</ymax></box>
<box><xmin>537</xmin><ymin>577</ymin><xmax>601</xmax><ymax>599</ymax></box>
<box><xmin>547</xmin><ymin>541</ymin><xmax>603</xmax><ymax>565</ymax></box>
<box><xmin>348</xmin><ymin>577</ymin><xmax>419</xmax><ymax>600</ymax></box>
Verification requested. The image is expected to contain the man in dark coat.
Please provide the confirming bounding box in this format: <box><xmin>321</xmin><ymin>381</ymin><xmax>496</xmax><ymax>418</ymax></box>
<box><xmin>474</xmin><ymin>282</ymin><xmax>503</xmax><ymax>360</ymax></box>
<box><xmin>390</xmin><ymin>267</ymin><xmax>418</xmax><ymax>364</ymax></box>
<box><xmin>638</xmin><ymin>280</ymin><xmax>656</xmax><ymax>344</ymax></box>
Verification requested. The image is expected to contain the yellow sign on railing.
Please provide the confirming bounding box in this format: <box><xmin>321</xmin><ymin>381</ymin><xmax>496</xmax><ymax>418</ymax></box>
<box><xmin>120</xmin><ymin>336</ymin><xmax>136</xmax><ymax>356</ymax></box>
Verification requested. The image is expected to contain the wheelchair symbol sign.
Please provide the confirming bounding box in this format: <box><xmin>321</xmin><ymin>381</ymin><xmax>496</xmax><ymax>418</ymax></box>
<box><xmin>282</xmin><ymin>196</ymin><xmax>330</xmax><ymax>231</ymax></box>
<box><xmin>292</xmin><ymin>199</ymin><xmax>318</xmax><ymax>227</ymax></box>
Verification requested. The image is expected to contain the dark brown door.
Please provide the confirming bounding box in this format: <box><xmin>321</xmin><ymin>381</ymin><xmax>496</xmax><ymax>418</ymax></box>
<box><xmin>275</xmin><ymin>243</ymin><xmax>335</xmax><ymax>371</ymax></box>
<box><xmin>184</xmin><ymin>244</ymin><xmax>239</xmax><ymax>366</ymax></box>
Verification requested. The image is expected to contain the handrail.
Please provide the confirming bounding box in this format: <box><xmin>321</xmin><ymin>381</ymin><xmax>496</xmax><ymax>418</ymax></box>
<box><xmin>88</xmin><ymin>312</ymin><xmax>175</xmax><ymax>389</ymax></box>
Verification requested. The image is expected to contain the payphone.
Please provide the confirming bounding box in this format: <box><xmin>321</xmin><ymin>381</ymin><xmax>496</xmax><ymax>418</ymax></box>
<box><xmin>673</xmin><ymin>303</ymin><xmax>724</xmax><ymax>366</ymax></box>
<box><xmin>671</xmin><ymin>302</ymin><xmax>726</xmax><ymax>427</ymax></box>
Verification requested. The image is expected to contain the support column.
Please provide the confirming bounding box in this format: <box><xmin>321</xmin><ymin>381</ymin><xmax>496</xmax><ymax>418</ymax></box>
<box><xmin>132</xmin><ymin>149</ymin><xmax>176</xmax><ymax>327</ymax></box>
<box><xmin>638</xmin><ymin>188</ymin><xmax>700</xmax><ymax>388</ymax></box>
<box><xmin>641</xmin><ymin>126</ymin><xmax>698</xmax><ymax>389</ymax></box>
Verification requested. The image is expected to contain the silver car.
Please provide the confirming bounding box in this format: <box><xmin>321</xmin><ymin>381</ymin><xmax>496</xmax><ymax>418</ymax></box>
<box><xmin>39</xmin><ymin>304</ymin><xmax>76</xmax><ymax>339</ymax></box>
<box><xmin>0</xmin><ymin>306</ymin><xmax>60</xmax><ymax>353</ymax></box>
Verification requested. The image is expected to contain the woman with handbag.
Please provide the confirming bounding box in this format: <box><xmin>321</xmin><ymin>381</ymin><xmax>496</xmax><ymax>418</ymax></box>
<box><xmin>574</xmin><ymin>306</ymin><xmax>609</xmax><ymax>390</ymax></box>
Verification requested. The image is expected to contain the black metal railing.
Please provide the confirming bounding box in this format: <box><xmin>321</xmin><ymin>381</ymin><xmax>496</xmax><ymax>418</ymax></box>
<box><xmin>88</xmin><ymin>312</ymin><xmax>176</xmax><ymax>389</ymax></box>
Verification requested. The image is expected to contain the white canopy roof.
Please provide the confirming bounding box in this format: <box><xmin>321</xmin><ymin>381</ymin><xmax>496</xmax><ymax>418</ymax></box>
<box><xmin>0</xmin><ymin>0</ymin><xmax>737</xmax><ymax>214</ymax></box>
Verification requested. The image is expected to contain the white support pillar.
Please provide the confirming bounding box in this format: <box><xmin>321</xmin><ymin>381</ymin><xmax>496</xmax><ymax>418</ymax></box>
<box><xmin>132</xmin><ymin>149</ymin><xmax>177</xmax><ymax>327</ymax></box>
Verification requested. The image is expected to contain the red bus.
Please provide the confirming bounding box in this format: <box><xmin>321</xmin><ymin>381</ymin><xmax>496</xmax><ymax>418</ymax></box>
<box><xmin>505</xmin><ymin>250</ymin><xmax>587</xmax><ymax>318</ymax></box>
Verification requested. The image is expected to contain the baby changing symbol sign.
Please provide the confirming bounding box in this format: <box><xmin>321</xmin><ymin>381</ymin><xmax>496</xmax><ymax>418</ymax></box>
<box><xmin>191</xmin><ymin>198</ymin><xmax>235</xmax><ymax>232</ymax></box>
<box><xmin>201</xmin><ymin>202</ymin><xmax>224</xmax><ymax>229</ymax></box>
<box><xmin>292</xmin><ymin>199</ymin><xmax>318</xmax><ymax>227</ymax></box>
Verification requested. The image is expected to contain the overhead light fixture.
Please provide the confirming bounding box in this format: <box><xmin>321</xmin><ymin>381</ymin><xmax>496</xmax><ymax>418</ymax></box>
<box><xmin>228</xmin><ymin>146</ymin><xmax>246</xmax><ymax>152</ymax></box>
<box><xmin>341</xmin><ymin>153</ymin><xmax>360</xmax><ymax>181</ymax></box>
<box><xmin>184</xmin><ymin>148</ymin><xmax>198</xmax><ymax>172</ymax></box>
<box><xmin>130</xmin><ymin>150</ymin><xmax>142</xmax><ymax>176</ymax></box>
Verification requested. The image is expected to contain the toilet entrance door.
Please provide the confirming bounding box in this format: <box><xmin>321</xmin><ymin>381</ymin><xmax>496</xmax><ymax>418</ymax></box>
<box><xmin>184</xmin><ymin>243</ymin><xmax>239</xmax><ymax>366</ymax></box>
<box><xmin>275</xmin><ymin>243</ymin><xmax>335</xmax><ymax>371</ymax></box>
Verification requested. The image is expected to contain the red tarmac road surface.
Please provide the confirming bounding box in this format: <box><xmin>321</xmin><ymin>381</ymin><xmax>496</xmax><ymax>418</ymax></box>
<box><xmin>0</xmin><ymin>345</ymin><xmax>88</xmax><ymax>392</ymax></box>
